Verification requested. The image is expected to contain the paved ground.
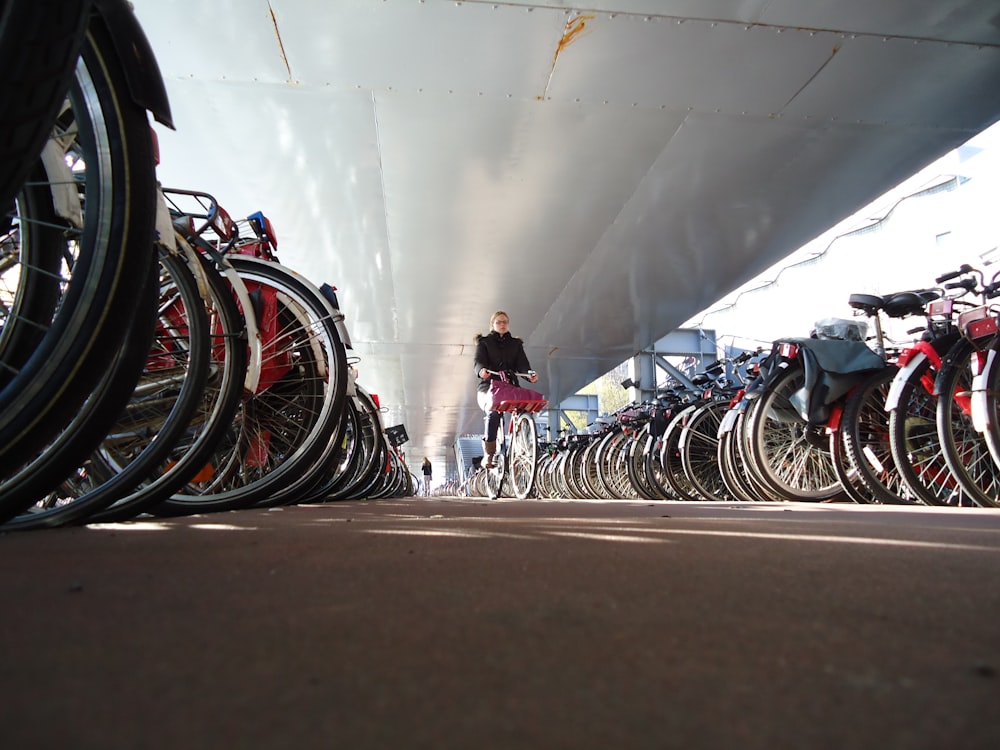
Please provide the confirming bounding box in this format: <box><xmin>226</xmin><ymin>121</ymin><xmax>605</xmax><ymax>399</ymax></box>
<box><xmin>2</xmin><ymin>497</ymin><xmax>999</xmax><ymax>749</ymax></box>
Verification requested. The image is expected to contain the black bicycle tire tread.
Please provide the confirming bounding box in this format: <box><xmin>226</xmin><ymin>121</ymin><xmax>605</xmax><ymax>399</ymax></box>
<box><xmin>0</xmin><ymin>16</ymin><xmax>158</xmax><ymax>461</ymax></box>
<box><xmin>0</xmin><ymin>0</ymin><xmax>92</xmax><ymax>206</ymax></box>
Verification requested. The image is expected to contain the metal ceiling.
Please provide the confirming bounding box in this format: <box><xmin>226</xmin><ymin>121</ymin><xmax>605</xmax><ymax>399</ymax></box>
<box><xmin>130</xmin><ymin>0</ymin><xmax>1000</xmax><ymax>472</ymax></box>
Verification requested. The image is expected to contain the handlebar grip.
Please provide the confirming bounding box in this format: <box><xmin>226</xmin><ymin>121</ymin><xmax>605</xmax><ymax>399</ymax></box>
<box><xmin>935</xmin><ymin>263</ymin><xmax>973</xmax><ymax>283</ymax></box>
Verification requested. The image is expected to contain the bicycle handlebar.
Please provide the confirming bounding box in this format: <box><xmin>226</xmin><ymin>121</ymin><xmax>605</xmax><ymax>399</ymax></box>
<box><xmin>935</xmin><ymin>264</ymin><xmax>974</xmax><ymax>284</ymax></box>
<box><xmin>484</xmin><ymin>369</ymin><xmax>536</xmax><ymax>378</ymax></box>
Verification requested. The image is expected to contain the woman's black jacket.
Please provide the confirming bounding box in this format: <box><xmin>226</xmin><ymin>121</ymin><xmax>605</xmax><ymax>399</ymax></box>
<box><xmin>474</xmin><ymin>331</ymin><xmax>531</xmax><ymax>393</ymax></box>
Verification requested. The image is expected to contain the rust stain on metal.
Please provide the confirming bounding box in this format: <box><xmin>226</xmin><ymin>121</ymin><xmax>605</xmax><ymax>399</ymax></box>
<box><xmin>541</xmin><ymin>14</ymin><xmax>595</xmax><ymax>100</ymax></box>
<box><xmin>555</xmin><ymin>14</ymin><xmax>595</xmax><ymax>62</ymax></box>
<box><xmin>268</xmin><ymin>2</ymin><xmax>296</xmax><ymax>83</ymax></box>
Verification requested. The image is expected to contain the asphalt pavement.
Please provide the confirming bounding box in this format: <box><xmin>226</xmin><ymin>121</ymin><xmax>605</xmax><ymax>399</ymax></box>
<box><xmin>2</xmin><ymin>497</ymin><xmax>999</xmax><ymax>749</ymax></box>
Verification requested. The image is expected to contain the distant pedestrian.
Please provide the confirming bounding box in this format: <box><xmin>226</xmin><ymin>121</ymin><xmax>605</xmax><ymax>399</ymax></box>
<box><xmin>421</xmin><ymin>457</ymin><xmax>432</xmax><ymax>495</ymax></box>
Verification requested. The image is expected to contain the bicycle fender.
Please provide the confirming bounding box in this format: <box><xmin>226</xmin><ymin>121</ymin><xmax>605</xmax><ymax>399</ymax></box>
<box><xmin>884</xmin><ymin>349</ymin><xmax>929</xmax><ymax>413</ymax></box>
<box><xmin>971</xmin><ymin>348</ymin><xmax>996</xmax><ymax>433</ymax></box>
<box><xmin>40</xmin><ymin>140</ymin><xmax>83</xmax><ymax>228</ymax></box>
<box><xmin>717</xmin><ymin>404</ymin><xmax>740</xmax><ymax>436</ymax></box>
<box><xmin>93</xmin><ymin>0</ymin><xmax>174</xmax><ymax>128</ymax></box>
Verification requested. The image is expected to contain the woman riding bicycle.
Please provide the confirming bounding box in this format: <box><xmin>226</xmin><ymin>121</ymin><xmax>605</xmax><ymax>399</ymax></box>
<box><xmin>474</xmin><ymin>311</ymin><xmax>539</xmax><ymax>468</ymax></box>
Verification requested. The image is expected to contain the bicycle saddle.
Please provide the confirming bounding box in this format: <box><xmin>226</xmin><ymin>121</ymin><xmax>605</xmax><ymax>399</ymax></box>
<box><xmin>848</xmin><ymin>293</ymin><xmax>884</xmax><ymax>316</ymax></box>
<box><xmin>882</xmin><ymin>289</ymin><xmax>941</xmax><ymax>318</ymax></box>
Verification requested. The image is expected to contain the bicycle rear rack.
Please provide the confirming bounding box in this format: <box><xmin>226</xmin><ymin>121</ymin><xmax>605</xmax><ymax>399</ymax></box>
<box><xmin>497</xmin><ymin>399</ymin><xmax>547</xmax><ymax>413</ymax></box>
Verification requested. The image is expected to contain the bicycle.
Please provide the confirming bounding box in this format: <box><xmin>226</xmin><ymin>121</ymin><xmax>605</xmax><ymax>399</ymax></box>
<box><xmin>739</xmin><ymin>319</ymin><xmax>886</xmax><ymax>502</ymax></box>
<box><xmin>482</xmin><ymin>370</ymin><xmax>547</xmax><ymax>500</ymax></box>
<box><xmin>0</xmin><ymin>0</ymin><xmax>172</xmax><ymax>515</ymax></box>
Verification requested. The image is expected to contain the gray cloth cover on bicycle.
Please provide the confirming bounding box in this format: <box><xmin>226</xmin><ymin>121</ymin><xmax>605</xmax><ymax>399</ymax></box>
<box><xmin>778</xmin><ymin>338</ymin><xmax>885</xmax><ymax>425</ymax></box>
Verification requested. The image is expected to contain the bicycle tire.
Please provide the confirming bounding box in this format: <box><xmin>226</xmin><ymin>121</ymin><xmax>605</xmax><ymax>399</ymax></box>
<box><xmin>679</xmin><ymin>400</ymin><xmax>731</xmax><ymax>501</ymax></box>
<box><xmin>745</xmin><ymin>367</ymin><xmax>842</xmax><ymax>501</ymax></box>
<box><xmin>830</xmin><ymin>424</ymin><xmax>878</xmax><ymax>504</ymax></box>
<box><xmin>321</xmin><ymin>388</ymin><xmax>384</xmax><ymax>501</ymax></box>
<box><xmin>0</xmin><ymin>259</ymin><xmax>157</xmax><ymax>524</ymax></box>
<box><xmin>156</xmin><ymin>258</ymin><xmax>348</xmax><ymax>513</ymax></box>
<box><xmin>887</xmin><ymin>345</ymin><xmax>966</xmax><ymax>505</ymax></box>
<box><xmin>0</xmin><ymin>0</ymin><xmax>91</xmax><ymax>207</ymax></box>
<box><xmin>352</xmin><ymin>436</ymin><xmax>392</xmax><ymax>499</ymax></box>
<box><xmin>626</xmin><ymin>425</ymin><xmax>662</xmax><ymax>500</ymax></box>
<box><xmin>2</xmin><ymin>249</ymin><xmax>209</xmax><ymax>528</ymax></box>
<box><xmin>510</xmin><ymin>413</ymin><xmax>538</xmax><ymax>499</ymax></box>
<box><xmin>557</xmin><ymin>447</ymin><xmax>582</xmax><ymax>498</ymax></box>
<box><xmin>88</xmin><ymin>248</ymin><xmax>250</xmax><ymax>522</ymax></box>
<box><xmin>349</xmin><ymin>388</ymin><xmax>391</xmax><ymax>498</ymax></box>
<box><xmin>659</xmin><ymin>405</ymin><xmax>703</xmax><ymax>501</ymax></box>
<box><xmin>0</xmin><ymin>14</ymin><xmax>159</xmax><ymax>483</ymax></box>
<box><xmin>581</xmin><ymin>439</ymin><xmax>610</xmax><ymax>498</ymax></box>
<box><xmin>717</xmin><ymin>423</ymin><xmax>760</xmax><ymax>502</ymax></box>
<box><xmin>594</xmin><ymin>429</ymin><xmax>625</xmax><ymax>499</ymax></box>
<box><xmin>604</xmin><ymin>429</ymin><xmax>638</xmax><ymax>499</ymax></box>
<box><xmin>308</xmin><ymin>396</ymin><xmax>364</xmax><ymax>500</ymax></box>
<box><xmin>936</xmin><ymin>341</ymin><xmax>1000</xmax><ymax>507</ymax></box>
<box><xmin>838</xmin><ymin>367</ymin><xmax>914</xmax><ymax>505</ymax></box>
<box><xmin>643</xmin><ymin>433</ymin><xmax>676</xmax><ymax>500</ymax></box>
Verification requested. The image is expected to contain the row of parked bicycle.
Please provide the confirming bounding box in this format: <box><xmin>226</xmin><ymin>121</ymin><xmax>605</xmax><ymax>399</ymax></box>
<box><xmin>462</xmin><ymin>262</ymin><xmax>1000</xmax><ymax>508</ymax></box>
<box><xmin>0</xmin><ymin>3</ymin><xmax>420</xmax><ymax>530</ymax></box>
<box><xmin>2</xmin><ymin>181</ymin><xmax>414</xmax><ymax>530</ymax></box>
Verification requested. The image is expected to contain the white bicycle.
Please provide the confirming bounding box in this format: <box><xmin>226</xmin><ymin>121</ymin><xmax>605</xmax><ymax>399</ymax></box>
<box><xmin>482</xmin><ymin>370</ymin><xmax>547</xmax><ymax>499</ymax></box>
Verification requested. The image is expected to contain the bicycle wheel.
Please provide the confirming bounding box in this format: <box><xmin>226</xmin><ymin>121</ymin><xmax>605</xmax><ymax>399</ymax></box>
<box><xmin>0</xmin><ymin>0</ymin><xmax>90</xmax><ymax>207</ymax></box>
<box><xmin>717</xmin><ymin>423</ymin><xmax>760</xmax><ymax>502</ymax></box>
<box><xmin>626</xmin><ymin>425</ymin><xmax>662</xmax><ymax>500</ymax></box>
<box><xmin>89</xmin><ymin>248</ymin><xmax>250</xmax><ymax>522</ymax></box>
<box><xmin>594</xmin><ymin>429</ymin><xmax>626</xmax><ymax>499</ymax></box>
<box><xmin>659</xmin><ymin>405</ymin><xmax>703</xmax><ymax>501</ymax></box>
<box><xmin>309</xmin><ymin>396</ymin><xmax>363</xmax><ymax>500</ymax></box>
<box><xmin>838</xmin><ymin>367</ymin><xmax>914</xmax><ymax>504</ymax></box>
<box><xmin>353</xmin><ymin>435</ymin><xmax>393</xmax><ymax>499</ymax></box>
<box><xmin>936</xmin><ymin>341</ymin><xmax>1000</xmax><ymax>507</ymax></box>
<box><xmin>156</xmin><ymin>258</ymin><xmax>348</xmax><ymax>513</ymax></box>
<box><xmin>641</xmin><ymin>434</ymin><xmax>674</xmax><ymax>500</ymax></box>
<box><xmin>580</xmin><ymin>439</ymin><xmax>611</xmax><ymax>498</ymax></box>
<box><xmin>535</xmin><ymin>453</ymin><xmax>556</xmax><ymax>498</ymax></box>
<box><xmin>607</xmin><ymin>429</ymin><xmax>639</xmax><ymax>498</ymax></box>
<box><xmin>0</xmin><ymin>13</ymin><xmax>159</xmax><ymax>488</ymax></box>
<box><xmin>2</xmin><ymin>248</ymin><xmax>209</xmax><ymax>528</ymax></box>
<box><xmin>745</xmin><ymin>367</ymin><xmax>842</xmax><ymax>501</ymax></box>
<box><xmin>510</xmin><ymin>413</ymin><xmax>538</xmax><ymax>499</ymax></box>
<box><xmin>830</xmin><ymin>424</ymin><xmax>878</xmax><ymax>504</ymax></box>
<box><xmin>729</xmin><ymin>400</ymin><xmax>776</xmax><ymax>501</ymax></box>
<box><xmin>888</xmin><ymin>346</ymin><xmax>963</xmax><ymax>505</ymax></box>
<box><xmin>680</xmin><ymin>400</ymin><xmax>731</xmax><ymax>501</ymax></box>
<box><xmin>306</xmin><ymin>384</ymin><xmax>383</xmax><ymax>501</ymax></box>
<box><xmin>557</xmin><ymin>446</ymin><xmax>582</xmax><ymax>498</ymax></box>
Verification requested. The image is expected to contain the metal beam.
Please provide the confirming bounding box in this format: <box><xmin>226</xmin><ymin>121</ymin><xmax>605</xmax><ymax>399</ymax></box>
<box><xmin>627</xmin><ymin>328</ymin><xmax>718</xmax><ymax>399</ymax></box>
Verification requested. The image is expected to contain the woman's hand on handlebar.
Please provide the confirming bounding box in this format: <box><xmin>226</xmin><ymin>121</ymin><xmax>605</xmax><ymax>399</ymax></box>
<box><xmin>482</xmin><ymin>368</ymin><xmax>539</xmax><ymax>383</ymax></box>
